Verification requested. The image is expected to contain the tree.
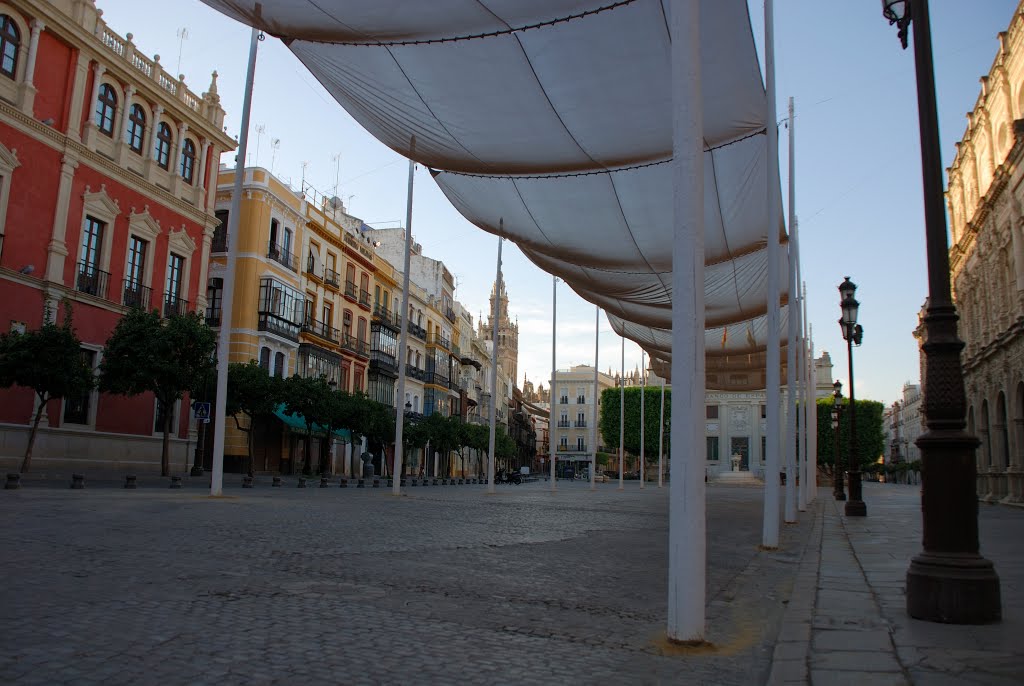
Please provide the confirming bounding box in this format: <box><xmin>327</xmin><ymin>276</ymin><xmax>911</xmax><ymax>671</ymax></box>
<box><xmin>0</xmin><ymin>303</ymin><xmax>94</xmax><ymax>473</ymax></box>
<box><xmin>460</xmin><ymin>422</ymin><xmax>490</xmax><ymax>479</ymax></box>
<box><xmin>280</xmin><ymin>374</ymin><xmax>332</xmax><ymax>475</ymax></box>
<box><xmin>815</xmin><ymin>397</ymin><xmax>885</xmax><ymax>475</ymax></box>
<box><xmin>401</xmin><ymin>414</ymin><xmax>429</xmax><ymax>476</ymax></box>
<box><xmin>362</xmin><ymin>400</ymin><xmax>396</xmax><ymax>475</ymax></box>
<box><xmin>225</xmin><ymin>361</ymin><xmax>282</xmax><ymax>476</ymax></box>
<box><xmin>100</xmin><ymin>309</ymin><xmax>216</xmax><ymax>476</ymax></box>
<box><xmin>599</xmin><ymin>386</ymin><xmax>671</xmax><ymax>463</ymax></box>
<box><xmin>420</xmin><ymin>412</ymin><xmax>461</xmax><ymax>477</ymax></box>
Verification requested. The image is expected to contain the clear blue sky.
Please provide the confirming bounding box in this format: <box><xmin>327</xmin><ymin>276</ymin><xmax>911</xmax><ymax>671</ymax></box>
<box><xmin>97</xmin><ymin>0</ymin><xmax>1019</xmax><ymax>406</ymax></box>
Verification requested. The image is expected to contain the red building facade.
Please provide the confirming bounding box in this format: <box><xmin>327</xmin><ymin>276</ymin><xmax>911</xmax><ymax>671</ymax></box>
<box><xmin>0</xmin><ymin>0</ymin><xmax>234</xmax><ymax>473</ymax></box>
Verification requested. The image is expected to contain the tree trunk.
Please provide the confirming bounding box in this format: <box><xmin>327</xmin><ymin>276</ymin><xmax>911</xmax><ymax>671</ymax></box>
<box><xmin>21</xmin><ymin>393</ymin><xmax>47</xmax><ymax>473</ymax></box>
<box><xmin>161</xmin><ymin>402</ymin><xmax>172</xmax><ymax>477</ymax></box>
<box><xmin>302</xmin><ymin>432</ymin><xmax>312</xmax><ymax>474</ymax></box>
<box><xmin>246</xmin><ymin>422</ymin><xmax>255</xmax><ymax>478</ymax></box>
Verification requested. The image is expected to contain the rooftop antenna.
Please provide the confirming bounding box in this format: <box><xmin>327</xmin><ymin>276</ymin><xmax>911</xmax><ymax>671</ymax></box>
<box><xmin>330</xmin><ymin>152</ymin><xmax>342</xmax><ymax>218</ymax></box>
<box><xmin>251</xmin><ymin>124</ymin><xmax>265</xmax><ymax>167</ymax></box>
<box><xmin>270</xmin><ymin>138</ymin><xmax>280</xmax><ymax>175</ymax></box>
<box><xmin>346</xmin><ymin>193</ymin><xmax>355</xmax><ymax>213</ymax></box>
<box><xmin>175</xmin><ymin>28</ymin><xmax>189</xmax><ymax>76</ymax></box>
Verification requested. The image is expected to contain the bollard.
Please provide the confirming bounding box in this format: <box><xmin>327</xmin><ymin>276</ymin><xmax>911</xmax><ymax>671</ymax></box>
<box><xmin>124</xmin><ymin>475</ymin><xmax>137</xmax><ymax>489</ymax></box>
<box><xmin>319</xmin><ymin>476</ymin><xmax>330</xmax><ymax>488</ymax></box>
<box><xmin>357</xmin><ymin>479</ymin><xmax>366</xmax><ymax>488</ymax></box>
<box><xmin>339</xmin><ymin>477</ymin><xmax>348</xmax><ymax>488</ymax></box>
<box><xmin>402</xmin><ymin>478</ymin><xmax>410</xmax><ymax>487</ymax></box>
<box><xmin>70</xmin><ymin>473</ymin><xmax>85</xmax><ymax>489</ymax></box>
<box><xmin>372</xmin><ymin>478</ymin><xmax>380</xmax><ymax>488</ymax></box>
<box><xmin>5</xmin><ymin>473</ymin><xmax>21</xmax><ymax>489</ymax></box>
<box><xmin>387</xmin><ymin>478</ymin><xmax>393</xmax><ymax>487</ymax></box>
<box><xmin>272</xmin><ymin>476</ymin><xmax>282</xmax><ymax>487</ymax></box>
<box><xmin>242</xmin><ymin>475</ymin><xmax>254</xmax><ymax>488</ymax></box>
<box><xmin>170</xmin><ymin>475</ymin><xmax>182</xmax><ymax>489</ymax></box>
<box><xmin>297</xmin><ymin>477</ymin><xmax>307</xmax><ymax>488</ymax></box>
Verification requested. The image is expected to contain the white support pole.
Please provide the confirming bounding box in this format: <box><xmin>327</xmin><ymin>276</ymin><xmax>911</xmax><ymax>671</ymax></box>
<box><xmin>640</xmin><ymin>350</ymin><xmax>646</xmax><ymax>489</ymax></box>
<box><xmin>762</xmin><ymin>0</ymin><xmax>782</xmax><ymax>548</ymax></box>
<box><xmin>391</xmin><ymin>142</ymin><xmax>417</xmax><ymax>497</ymax></box>
<box><xmin>591</xmin><ymin>306</ymin><xmax>600</xmax><ymax>491</ymax></box>
<box><xmin>210</xmin><ymin>26</ymin><xmax>259</xmax><ymax>497</ymax></box>
<box><xmin>550</xmin><ymin>275</ymin><xmax>557</xmax><ymax>491</ymax></box>
<box><xmin>659</xmin><ymin>376</ymin><xmax>665</xmax><ymax>488</ymax></box>
<box><xmin>667</xmin><ymin>0</ymin><xmax>706</xmax><ymax>643</ymax></box>
<box><xmin>487</xmin><ymin>236</ymin><xmax>503</xmax><ymax>494</ymax></box>
<box><xmin>808</xmin><ymin>318</ymin><xmax>816</xmax><ymax>503</ymax></box>
<box><xmin>619</xmin><ymin>335</ymin><xmax>625</xmax><ymax>491</ymax></box>
<box><xmin>784</xmin><ymin>96</ymin><xmax>798</xmax><ymax>524</ymax></box>
<box><xmin>790</xmin><ymin>96</ymin><xmax>807</xmax><ymax>513</ymax></box>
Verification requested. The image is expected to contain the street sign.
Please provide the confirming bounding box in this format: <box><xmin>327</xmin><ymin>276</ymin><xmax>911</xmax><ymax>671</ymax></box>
<box><xmin>193</xmin><ymin>401</ymin><xmax>211</xmax><ymax>421</ymax></box>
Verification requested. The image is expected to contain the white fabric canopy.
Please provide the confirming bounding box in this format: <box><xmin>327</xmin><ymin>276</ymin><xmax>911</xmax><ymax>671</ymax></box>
<box><xmin>202</xmin><ymin>0</ymin><xmax>790</xmax><ymax>383</ymax></box>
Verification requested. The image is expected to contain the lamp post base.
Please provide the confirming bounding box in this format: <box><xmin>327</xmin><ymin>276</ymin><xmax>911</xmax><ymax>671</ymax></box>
<box><xmin>833</xmin><ymin>490</ymin><xmax>847</xmax><ymax>501</ymax></box>
<box><xmin>844</xmin><ymin>498</ymin><xmax>866</xmax><ymax>516</ymax></box>
<box><xmin>907</xmin><ymin>551</ymin><xmax>1001</xmax><ymax>624</ymax></box>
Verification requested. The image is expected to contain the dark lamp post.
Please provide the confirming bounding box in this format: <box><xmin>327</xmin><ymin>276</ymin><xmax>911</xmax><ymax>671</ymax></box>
<box><xmin>832</xmin><ymin>381</ymin><xmax>845</xmax><ymax>501</ymax></box>
<box><xmin>882</xmin><ymin>0</ymin><xmax>1000</xmax><ymax>623</ymax></box>
<box><xmin>838</xmin><ymin>277</ymin><xmax>866</xmax><ymax>517</ymax></box>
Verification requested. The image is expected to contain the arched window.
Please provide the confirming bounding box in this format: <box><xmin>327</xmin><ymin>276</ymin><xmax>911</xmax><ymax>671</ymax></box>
<box><xmin>0</xmin><ymin>15</ymin><xmax>19</xmax><ymax>79</ymax></box>
<box><xmin>126</xmin><ymin>104</ymin><xmax>146</xmax><ymax>153</ymax></box>
<box><xmin>95</xmin><ymin>83</ymin><xmax>117</xmax><ymax>136</ymax></box>
<box><xmin>274</xmin><ymin>351</ymin><xmax>285</xmax><ymax>378</ymax></box>
<box><xmin>259</xmin><ymin>346</ymin><xmax>271</xmax><ymax>371</ymax></box>
<box><xmin>155</xmin><ymin>122</ymin><xmax>173</xmax><ymax>169</ymax></box>
<box><xmin>180</xmin><ymin>138</ymin><xmax>196</xmax><ymax>184</ymax></box>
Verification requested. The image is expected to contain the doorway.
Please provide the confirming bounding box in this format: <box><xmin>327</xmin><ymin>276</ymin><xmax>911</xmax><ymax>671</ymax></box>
<box><xmin>731</xmin><ymin>437</ymin><xmax>750</xmax><ymax>470</ymax></box>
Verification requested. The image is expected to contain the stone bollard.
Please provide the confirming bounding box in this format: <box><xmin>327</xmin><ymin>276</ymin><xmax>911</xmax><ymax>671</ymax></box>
<box><xmin>272</xmin><ymin>476</ymin><xmax>282</xmax><ymax>487</ymax></box>
<box><xmin>297</xmin><ymin>477</ymin><xmax>307</xmax><ymax>488</ymax></box>
<box><xmin>124</xmin><ymin>475</ymin><xmax>137</xmax><ymax>489</ymax></box>
<box><xmin>339</xmin><ymin>477</ymin><xmax>348</xmax><ymax>488</ymax></box>
<box><xmin>70</xmin><ymin>473</ymin><xmax>85</xmax><ymax>489</ymax></box>
<box><xmin>6</xmin><ymin>473</ymin><xmax>21</xmax><ymax>489</ymax></box>
<box><xmin>319</xmin><ymin>476</ymin><xmax>330</xmax><ymax>488</ymax></box>
<box><xmin>242</xmin><ymin>476</ymin><xmax>254</xmax><ymax>488</ymax></box>
<box><xmin>458</xmin><ymin>478</ymin><xmax>465</xmax><ymax>485</ymax></box>
<box><xmin>170</xmin><ymin>475</ymin><xmax>182</xmax><ymax>489</ymax></box>
<box><xmin>402</xmin><ymin>478</ymin><xmax>410</xmax><ymax>487</ymax></box>
<box><xmin>387</xmin><ymin>478</ymin><xmax>393</xmax><ymax>487</ymax></box>
<box><xmin>372</xmin><ymin>477</ymin><xmax>381</xmax><ymax>488</ymax></box>
<box><xmin>357</xmin><ymin>479</ymin><xmax>366</xmax><ymax>488</ymax></box>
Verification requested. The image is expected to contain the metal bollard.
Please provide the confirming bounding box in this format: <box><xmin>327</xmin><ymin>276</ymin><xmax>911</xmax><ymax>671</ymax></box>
<box><xmin>124</xmin><ymin>474</ymin><xmax>137</xmax><ymax>489</ymax></box>
<box><xmin>5</xmin><ymin>473</ymin><xmax>21</xmax><ymax>489</ymax></box>
<box><xmin>297</xmin><ymin>477</ymin><xmax>307</xmax><ymax>488</ymax></box>
<box><xmin>319</xmin><ymin>476</ymin><xmax>330</xmax><ymax>488</ymax></box>
<box><xmin>70</xmin><ymin>473</ymin><xmax>85</xmax><ymax>489</ymax></box>
<box><xmin>272</xmin><ymin>476</ymin><xmax>282</xmax><ymax>487</ymax></box>
<box><xmin>339</xmin><ymin>477</ymin><xmax>348</xmax><ymax>488</ymax></box>
<box><xmin>170</xmin><ymin>475</ymin><xmax>182</xmax><ymax>489</ymax></box>
<box><xmin>242</xmin><ymin>475</ymin><xmax>254</xmax><ymax>488</ymax></box>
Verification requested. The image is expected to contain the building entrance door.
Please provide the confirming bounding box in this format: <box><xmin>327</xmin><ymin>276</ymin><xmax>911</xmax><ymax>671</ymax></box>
<box><xmin>731</xmin><ymin>437</ymin><xmax>750</xmax><ymax>470</ymax></box>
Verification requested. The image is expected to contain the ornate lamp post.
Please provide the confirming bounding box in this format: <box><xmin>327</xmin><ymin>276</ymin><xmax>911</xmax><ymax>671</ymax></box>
<box><xmin>881</xmin><ymin>0</ymin><xmax>1001</xmax><ymax>622</ymax></box>
<box><xmin>838</xmin><ymin>277</ymin><xmax>866</xmax><ymax>516</ymax></box>
<box><xmin>832</xmin><ymin>380</ymin><xmax>845</xmax><ymax>501</ymax></box>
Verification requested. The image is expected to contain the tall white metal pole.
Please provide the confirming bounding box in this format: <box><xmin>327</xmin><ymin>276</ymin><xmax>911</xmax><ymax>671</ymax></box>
<box><xmin>550</xmin><ymin>275</ymin><xmax>557</xmax><ymax>491</ymax></box>
<box><xmin>619</xmin><ymin>335</ymin><xmax>625</xmax><ymax>491</ymax></box>
<box><xmin>807</xmin><ymin>315</ymin><xmax>816</xmax><ymax>503</ymax></box>
<box><xmin>640</xmin><ymin>350</ymin><xmax>646</xmax><ymax>489</ymax></box>
<box><xmin>762</xmin><ymin>0</ymin><xmax>782</xmax><ymax>549</ymax></box>
<box><xmin>784</xmin><ymin>96</ymin><xmax>798</xmax><ymax>524</ymax></box>
<box><xmin>211</xmin><ymin>26</ymin><xmax>259</xmax><ymax>497</ymax></box>
<box><xmin>591</xmin><ymin>306</ymin><xmax>599</xmax><ymax>491</ymax></box>
<box><xmin>659</xmin><ymin>376</ymin><xmax>665</xmax><ymax>488</ymax></box>
<box><xmin>487</xmin><ymin>237</ymin><xmax>503</xmax><ymax>494</ymax></box>
<box><xmin>789</xmin><ymin>97</ymin><xmax>807</xmax><ymax>513</ymax></box>
<box><xmin>391</xmin><ymin>142</ymin><xmax>417</xmax><ymax>496</ymax></box>
<box><xmin>667</xmin><ymin>0</ymin><xmax>706</xmax><ymax>642</ymax></box>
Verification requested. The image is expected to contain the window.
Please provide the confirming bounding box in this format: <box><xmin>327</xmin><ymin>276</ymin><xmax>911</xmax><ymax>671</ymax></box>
<box><xmin>322</xmin><ymin>302</ymin><xmax>333</xmax><ymax>327</ymax></box>
<box><xmin>155</xmin><ymin>122</ymin><xmax>172</xmax><ymax>169</ymax></box>
<box><xmin>761</xmin><ymin>436</ymin><xmax>767</xmax><ymax>462</ymax></box>
<box><xmin>274</xmin><ymin>351</ymin><xmax>285</xmax><ymax>378</ymax></box>
<box><xmin>341</xmin><ymin>361</ymin><xmax>350</xmax><ymax>391</ymax></box>
<box><xmin>706</xmin><ymin>436</ymin><xmax>719</xmax><ymax>461</ymax></box>
<box><xmin>165</xmin><ymin>253</ymin><xmax>184</xmax><ymax>315</ymax></box>
<box><xmin>354</xmin><ymin>365</ymin><xmax>364</xmax><ymax>393</ymax></box>
<box><xmin>357</xmin><ymin>317</ymin><xmax>367</xmax><ymax>344</ymax></box>
<box><xmin>259</xmin><ymin>346</ymin><xmax>271</xmax><ymax>371</ymax></box>
<box><xmin>63</xmin><ymin>349</ymin><xmax>96</xmax><ymax>424</ymax></box>
<box><xmin>180</xmin><ymin>138</ymin><xmax>196</xmax><ymax>184</ymax></box>
<box><xmin>205</xmin><ymin>278</ymin><xmax>222</xmax><ymax>326</ymax></box>
<box><xmin>126</xmin><ymin>104</ymin><xmax>146</xmax><ymax>153</ymax></box>
<box><xmin>212</xmin><ymin>209</ymin><xmax>228</xmax><ymax>252</ymax></box>
<box><xmin>0</xmin><ymin>15</ymin><xmax>19</xmax><ymax>80</ymax></box>
<box><xmin>283</xmin><ymin>227</ymin><xmax>293</xmax><ymax>255</ymax></box>
<box><xmin>577</xmin><ymin>436</ymin><xmax>585</xmax><ymax>451</ymax></box>
<box><xmin>343</xmin><ymin>309</ymin><xmax>352</xmax><ymax>338</ymax></box>
<box><xmin>80</xmin><ymin>216</ymin><xmax>104</xmax><ymax>270</ymax></box>
<box><xmin>706</xmin><ymin>405</ymin><xmax>719</xmax><ymax>420</ymax></box>
<box><xmin>95</xmin><ymin>83</ymin><xmax>117</xmax><ymax>136</ymax></box>
<box><xmin>760</xmin><ymin>404</ymin><xmax>767</xmax><ymax>419</ymax></box>
<box><xmin>126</xmin><ymin>236</ymin><xmax>147</xmax><ymax>287</ymax></box>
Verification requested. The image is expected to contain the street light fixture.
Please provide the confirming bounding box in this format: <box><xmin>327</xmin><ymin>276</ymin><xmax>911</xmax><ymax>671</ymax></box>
<box><xmin>832</xmin><ymin>380</ymin><xmax>845</xmax><ymax>501</ymax></box>
<box><xmin>881</xmin><ymin>0</ymin><xmax>1001</xmax><ymax>623</ymax></box>
<box><xmin>838</xmin><ymin>277</ymin><xmax>866</xmax><ymax>517</ymax></box>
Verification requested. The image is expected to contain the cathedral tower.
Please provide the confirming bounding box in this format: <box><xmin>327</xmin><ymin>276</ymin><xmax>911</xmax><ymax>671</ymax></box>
<box><xmin>479</xmin><ymin>271</ymin><xmax>519</xmax><ymax>386</ymax></box>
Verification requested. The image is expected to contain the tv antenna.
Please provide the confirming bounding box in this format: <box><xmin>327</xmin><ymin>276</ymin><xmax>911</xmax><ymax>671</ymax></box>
<box><xmin>251</xmin><ymin>124</ymin><xmax>265</xmax><ymax>167</ymax></box>
<box><xmin>175</xmin><ymin>28</ymin><xmax>189</xmax><ymax>76</ymax></box>
<box><xmin>270</xmin><ymin>138</ymin><xmax>280</xmax><ymax>174</ymax></box>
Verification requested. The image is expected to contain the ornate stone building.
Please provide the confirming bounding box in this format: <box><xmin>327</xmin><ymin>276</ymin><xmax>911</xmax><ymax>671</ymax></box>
<box><xmin>947</xmin><ymin>4</ymin><xmax>1024</xmax><ymax>505</ymax></box>
<box><xmin>479</xmin><ymin>271</ymin><xmax>518</xmax><ymax>384</ymax></box>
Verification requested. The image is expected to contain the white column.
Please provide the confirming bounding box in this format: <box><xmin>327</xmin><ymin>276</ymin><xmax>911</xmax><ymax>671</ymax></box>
<box><xmin>591</xmin><ymin>306</ymin><xmax>600</xmax><ymax>491</ymax></box>
<box><xmin>211</xmin><ymin>27</ymin><xmax>259</xmax><ymax>496</ymax></box>
<box><xmin>550</xmin><ymin>275</ymin><xmax>557</xmax><ymax>490</ymax></box>
<box><xmin>196</xmin><ymin>140</ymin><xmax>211</xmax><ymax>191</ymax></box>
<box><xmin>619</xmin><ymin>335</ymin><xmax>625</xmax><ymax>491</ymax></box>
<box><xmin>173</xmin><ymin>122</ymin><xmax>189</xmax><ymax>177</ymax></box>
<box><xmin>65</xmin><ymin>51</ymin><xmax>91</xmax><ymax>141</ymax></box>
<box><xmin>667</xmin><ymin>0</ymin><xmax>706</xmax><ymax>643</ymax></box>
<box><xmin>762</xmin><ymin>0</ymin><xmax>782</xmax><ymax>550</ymax></box>
<box><xmin>24</xmin><ymin>20</ymin><xmax>44</xmax><ymax>85</ymax></box>
<box><xmin>659</xmin><ymin>376</ymin><xmax>665</xmax><ymax>488</ymax></box>
<box><xmin>486</xmin><ymin>235</ymin><xmax>503</xmax><ymax>494</ymax></box>
<box><xmin>809</xmin><ymin>336</ymin><xmax>817</xmax><ymax>502</ymax></box>
<box><xmin>82</xmin><ymin>63</ymin><xmax>106</xmax><ymax>145</ymax></box>
<box><xmin>640</xmin><ymin>350</ymin><xmax>646</xmax><ymax>489</ymax></box>
<box><xmin>44</xmin><ymin>155</ymin><xmax>78</xmax><ymax>284</ymax></box>
<box><xmin>118</xmin><ymin>84</ymin><xmax>136</xmax><ymax>142</ymax></box>
<box><xmin>145</xmin><ymin>105</ymin><xmax>163</xmax><ymax>162</ymax></box>
<box><xmin>785</xmin><ymin>96</ymin><xmax>798</xmax><ymax>523</ymax></box>
<box><xmin>393</xmin><ymin>146</ymin><xmax>417</xmax><ymax>495</ymax></box>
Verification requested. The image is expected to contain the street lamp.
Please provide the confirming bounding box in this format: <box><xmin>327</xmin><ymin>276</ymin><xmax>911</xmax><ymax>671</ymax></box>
<box><xmin>838</xmin><ymin>277</ymin><xmax>866</xmax><ymax>517</ymax></box>
<box><xmin>832</xmin><ymin>380</ymin><xmax>845</xmax><ymax>501</ymax></box>
<box><xmin>881</xmin><ymin>0</ymin><xmax>1000</xmax><ymax>623</ymax></box>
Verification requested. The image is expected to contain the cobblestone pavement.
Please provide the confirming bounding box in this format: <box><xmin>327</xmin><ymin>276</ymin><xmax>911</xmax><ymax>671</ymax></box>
<box><xmin>0</xmin><ymin>478</ymin><xmax>810</xmax><ymax>685</ymax></box>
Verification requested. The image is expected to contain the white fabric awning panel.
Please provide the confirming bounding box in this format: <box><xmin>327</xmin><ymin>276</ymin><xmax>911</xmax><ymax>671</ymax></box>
<box><xmin>201</xmin><ymin>0</ymin><xmax>792</xmax><ymax>371</ymax></box>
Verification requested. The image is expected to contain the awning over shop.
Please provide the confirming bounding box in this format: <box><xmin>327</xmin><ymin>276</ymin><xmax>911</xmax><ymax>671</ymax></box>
<box><xmin>273</xmin><ymin>405</ymin><xmax>352</xmax><ymax>440</ymax></box>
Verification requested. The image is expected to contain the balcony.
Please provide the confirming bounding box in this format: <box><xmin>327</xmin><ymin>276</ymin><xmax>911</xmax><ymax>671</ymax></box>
<box><xmin>427</xmin><ymin>372</ymin><xmax>449</xmax><ymax>387</ymax></box>
<box><xmin>574</xmin><ymin>420</ymin><xmax>587</xmax><ymax>428</ymax></box>
<box><xmin>358</xmin><ymin>289</ymin><xmax>371</xmax><ymax>310</ymax></box>
<box><xmin>267</xmin><ymin>242</ymin><xmax>298</xmax><ymax>272</ymax></box>
<box><xmin>557</xmin><ymin>445</ymin><xmax>587</xmax><ymax>453</ymax></box>
<box><xmin>258</xmin><ymin>312</ymin><xmax>300</xmax><ymax>342</ymax></box>
<box><xmin>302</xmin><ymin>317</ymin><xmax>340</xmax><ymax>343</ymax></box>
<box><xmin>557</xmin><ymin>420</ymin><xmax>571</xmax><ymax>428</ymax></box>
<box><xmin>372</xmin><ymin>305</ymin><xmax>400</xmax><ymax>331</ymax></box>
<box><xmin>559</xmin><ymin>397</ymin><xmax>569</xmax><ymax>404</ymax></box>
<box><xmin>324</xmin><ymin>267</ymin><xmax>340</xmax><ymax>289</ymax></box>
<box><xmin>445</xmin><ymin>306</ymin><xmax>456</xmax><ymax>322</ymax></box>
<box><xmin>121</xmin><ymin>279</ymin><xmax>152</xmax><ymax>310</ymax></box>
<box><xmin>577</xmin><ymin>396</ymin><xmax>586</xmax><ymax>404</ymax></box>
<box><xmin>75</xmin><ymin>262</ymin><xmax>110</xmax><ymax>300</ymax></box>
<box><xmin>427</xmin><ymin>332</ymin><xmax>451</xmax><ymax>350</ymax></box>
<box><xmin>341</xmin><ymin>334</ymin><xmax>369</xmax><ymax>358</ymax></box>
<box><xmin>305</xmin><ymin>256</ymin><xmax>322</xmax><ymax>281</ymax></box>
<box><xmin>163</xmin><ymin>294</ymin><xmax>189</xmax><ymax>318</ymax></box>
<box><xmin>409</xmin><ymin>321</ymin><xmax>427</xmax><ymax>340</ymax></box>
<box><xmin>369</xmin><ymin>350</ymin><xmax>398</xmax><ymax>376</ymax></box>
<box><xmin>205</xmin><ymin>310</ymin><xmax>222</xmax><ymax>327</ymax></box>
<box><xmin>405</xmin><ymin>364</ymin><xmax>427</xmax><ymax>381</ymax></box>
<box><xmin>211</xmin><ymin>231</ymin><xmax>227</xmax><ymax>253</ymax></box>
<box><xmin>344</xmin><ymin>280</ymin><xmax>358</xmax><ymax>301</ymax></box>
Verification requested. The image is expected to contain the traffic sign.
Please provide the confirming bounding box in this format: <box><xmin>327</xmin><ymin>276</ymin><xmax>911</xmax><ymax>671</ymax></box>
<box><xmin>193</xmin><ymin>402</ymin><xmax>211</xmax><ymax>420</ymax></box>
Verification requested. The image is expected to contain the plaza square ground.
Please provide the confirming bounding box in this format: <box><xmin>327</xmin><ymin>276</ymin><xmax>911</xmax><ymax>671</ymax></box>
<box><xmin>0</xmin><ymin>479</ymin><xmax>1020</xmax><ymax>685</ymax></box>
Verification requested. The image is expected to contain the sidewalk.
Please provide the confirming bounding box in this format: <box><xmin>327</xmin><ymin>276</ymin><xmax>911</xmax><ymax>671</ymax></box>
<box><xmin>769</xmin><ymin>483</ymin><xmax>1023</xmax><ymax>685</ymax></box>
